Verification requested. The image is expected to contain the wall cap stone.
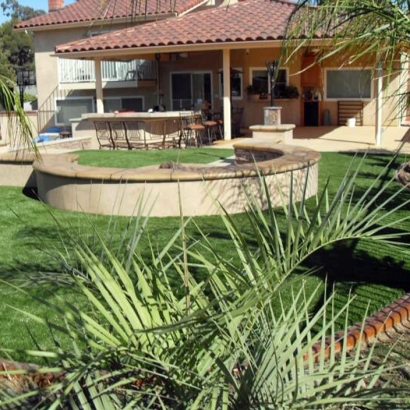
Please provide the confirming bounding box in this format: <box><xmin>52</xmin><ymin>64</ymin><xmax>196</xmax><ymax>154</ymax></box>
<box><xmin>249</xmin><ymin>124</ymin><xmax>296</xmax><ymax>132</ymax></box>
<box><xmin>33</xmin><ymin>142</ymin><xmax>321</xmax><ymax>183</ymax></box>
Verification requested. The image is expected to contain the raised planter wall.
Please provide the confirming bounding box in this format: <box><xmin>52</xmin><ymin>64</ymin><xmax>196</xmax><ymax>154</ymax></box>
<box><xmin>0</xmin><ymin>137</ymin><xmax>91</xmax><ymax>188</ymax></box>
<box><xmin>249</xmin><ymin>124</ymin><xmax>295</xmax><ymax>144</ymax></box>
<box><xmin>34</xmin><ymin>141</ymin><xmax>321</xmax><ymax>217</ymax></box>
<box><xmin>0</xmin><ymin>152</ymin><xmax>37</xmax><ymax>188</ymax></box>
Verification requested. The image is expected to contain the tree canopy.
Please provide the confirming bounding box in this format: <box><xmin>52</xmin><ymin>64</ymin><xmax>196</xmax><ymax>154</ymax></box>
<box><xmin>1</xmin><ymin>0</ymin><xmax>44</xmax><ymax>21</ymax></box>
<box><xmin>0</xmin><ymin>0</ymin><xmax>45</xmax><ymax>81</ymax></box>
<box><xmin>285</xmin><ymin>0</ymin><xmax>410</xmax><ymax>68</ymax></box>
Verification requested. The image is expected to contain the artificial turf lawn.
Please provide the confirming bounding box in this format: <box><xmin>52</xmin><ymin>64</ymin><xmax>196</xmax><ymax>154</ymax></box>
<box><xmin>0</xmin><ymin>151</ymin><xmax>409</xmax><ymax>356</ymax></box>
<box><xmin>76</xmin><ymin>147</ymin><xmax>235</xmax><ymax>168</ymax></box>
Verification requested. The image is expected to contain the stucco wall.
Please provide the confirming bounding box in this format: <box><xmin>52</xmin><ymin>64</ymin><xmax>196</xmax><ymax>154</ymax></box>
<box><xmin>33</xmin><ymin>18</ymin><xmax>406</xmax><ymax>130</ymax></box>
<box><xmin>0</xmin><ymin>111</ymin><xmax>38</xmax><ymax>145</ymax></box>
<box><xmin>34</xmin><ymin>24</ymin><xmax>159</xmax><ymax>131</ymax></box>
<box><xmin>159</xmin><ymin>48</ymin><xmax>303</xmax><ymax>127</ymax></box>
<box><xmin>34</xmin><ymin>142</ymin><xmax>320</xmax><ymax>217</ymax></box>
<box><xmin>312</xmin><ymin>53</ymin><xmax>404</xmax><ymax>127</ymax></box>
<box><xmin>157</xmin><ymin>46</ymin><xmax>404</xmax><ymax>127</ymax></box>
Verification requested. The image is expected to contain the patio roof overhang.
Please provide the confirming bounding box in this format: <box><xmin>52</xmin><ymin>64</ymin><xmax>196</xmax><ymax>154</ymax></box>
<box><xmin>52</xmin><ymin>38</ymin><xmax>332</xmax><ymax>61</ymax></box>
<box><xmin>52</xmin><ymin>0</ymin><xmax>317</xmax><ymax>60</ymax></box>
<box><xmin>53</xmin><ymin>40</ymin><xmax>283</xmax><ymax>60</ymax></box>
<box><xmin>49</xmin><ymin>0</ymin><xmax>334</xmax><ymax>141</ymax></box>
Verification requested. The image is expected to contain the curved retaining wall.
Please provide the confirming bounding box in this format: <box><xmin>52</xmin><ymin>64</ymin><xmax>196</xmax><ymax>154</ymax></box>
<box><xmin>33</xmin><ymin>141</ymin><xmax>321</xmax><ymax>217</ymax></box>
<box><xmin>0</xmin><ymin>152</ymin><xmax>37</xmax><ymax>187</ymax></box>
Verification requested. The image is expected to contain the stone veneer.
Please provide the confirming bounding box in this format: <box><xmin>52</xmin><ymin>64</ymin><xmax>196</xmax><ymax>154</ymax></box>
<box><xmin>263</xmin><ymin>106</ymin><xmax>282</xmax><ymax>125</ymax></box>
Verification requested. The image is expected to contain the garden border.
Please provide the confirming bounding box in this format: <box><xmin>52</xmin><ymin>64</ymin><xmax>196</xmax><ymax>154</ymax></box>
<box><xmin>32</xmin><ymin>141</ymin><xmax>321</xmax><ymax>217</ymax></box>
<box><xmin>2</xmin><ymin>293</ymin><xmax>410</xmax><ymax>386</ymax></box>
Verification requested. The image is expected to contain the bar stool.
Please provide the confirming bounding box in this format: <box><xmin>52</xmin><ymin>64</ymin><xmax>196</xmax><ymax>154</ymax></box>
<box><xmin>200</xmin><ymin>110</ymin><xmax>218</xmax><ymax>144</ymax></box>
<box><xmin>109</xmin><ymin>121</ymin><xmax>129</xmax><ymax>149</ymax></box>
<box><xmin>124</xmin><ymin>121</ymin><xmax>146</xmax><ymax>149</ymax></box>
<box><xmin>211</xmin><ymin>111</ymin><xmax>224</xmax><ymax>140</ymax></box>
<box><xmin>94</xmin><ymin>121</ymin><xmax>115</xmax><ymax>149</ymax></box>
<box><xmin>179</xmin><ymin>112</ymin><xmax>205</xmax><ymax>148</ymax></box>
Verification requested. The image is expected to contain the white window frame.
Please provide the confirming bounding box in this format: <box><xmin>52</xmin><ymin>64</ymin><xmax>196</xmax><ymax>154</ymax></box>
<box><xmin>103</xmin><ymin>96</ymin><xmax>145</xmax><ymax>112</ymax></box>
<box><xmin>249</xmin><ymin>67</ymin><xmax>289</xmax><ymax>96</ymax></box>
<box><xmin>55</xmin><ymin>96</ymin><xmax>95</xmax><ymax>126</ymax></box>
<box><xmin>324</xmin><ymin>68</ymin><xmax>373</xmax><ymax>101</ymax></box>
<box><xmin>218</xmin><ymin>67</ymin><xmax>243</xmax><ymax>100</ymax></box>
<box><xmin>169</xmin><ymin>71</ymin><xmax>213</xmax><ymax>111</ymax></box>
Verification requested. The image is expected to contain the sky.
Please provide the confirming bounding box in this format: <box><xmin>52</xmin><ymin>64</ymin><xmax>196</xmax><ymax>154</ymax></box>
<box><xmin>0</xmin><ymin>0</ymin><xmax>76</xmax><ymax>24</ymax></box>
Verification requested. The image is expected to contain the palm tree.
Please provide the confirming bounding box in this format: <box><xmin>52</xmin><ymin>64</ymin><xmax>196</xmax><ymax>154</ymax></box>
<box><xmin>2</xmin><ymin>1</ymin><xmax>410</xmax><ymax>407</ymax></box>
<box><xmin>285</xmin><ymin>0</ymin><xmax>410</xmax><ymax>74</ymax></box>
<box><xmin>1</xmin><ymin>152</ymin><xmax>410</xmax><ymax>408</ymax></box>
<box><xmin>0</xmin><ymin>73</ymin><xmax>34</xmax><ymax>150</ymax></box>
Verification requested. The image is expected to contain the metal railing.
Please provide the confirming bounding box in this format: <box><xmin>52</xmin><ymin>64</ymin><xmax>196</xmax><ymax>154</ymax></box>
<box><xmin>58</xmin><ymin>58</ymin><xmax>157</xmax><ymax>83</ymax></box>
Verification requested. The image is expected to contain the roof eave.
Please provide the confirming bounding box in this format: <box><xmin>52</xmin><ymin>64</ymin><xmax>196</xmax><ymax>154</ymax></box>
<box><xmin>14</xmin><ymin>12</ymin><xmax>177</xmax><ymax>32</ymax></box>
<box><xmin>53</xmin><ymin>38</ymin><xmax>332</xmax><ymax>60</ymax></box>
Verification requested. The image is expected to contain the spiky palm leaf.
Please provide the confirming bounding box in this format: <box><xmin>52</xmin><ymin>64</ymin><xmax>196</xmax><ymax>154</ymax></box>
<box><xmin>0</xmin><ymin>74</ymin><xmax>35</xmax><ymax>152</ymax></box>
<box><xmin>1</xmin><ymin>153</ymin><xmax>410</xmax><ymax>408</ymax></box>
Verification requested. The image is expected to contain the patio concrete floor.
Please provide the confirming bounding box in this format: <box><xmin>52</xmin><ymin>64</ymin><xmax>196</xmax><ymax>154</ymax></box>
<box><xmin>2</xmin><ymin>125</ymin><xmax>410</xmax><ymax>155</ymax></box>
<box><xmin>215</xmin><ymin>125</ymin><xmax>410</xmax><ymax>154</ymax></box>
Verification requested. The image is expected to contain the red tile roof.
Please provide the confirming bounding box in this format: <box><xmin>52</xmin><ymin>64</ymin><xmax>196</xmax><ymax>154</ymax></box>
<box><xmin>55</xmin><ymin>0</ymin><xmax>297</xmax><ymax>54</ymax></box>
<box><xmin>15</xmin><ymin>0</ymin><xmax>202</xmax><ymax>29</ymax></box>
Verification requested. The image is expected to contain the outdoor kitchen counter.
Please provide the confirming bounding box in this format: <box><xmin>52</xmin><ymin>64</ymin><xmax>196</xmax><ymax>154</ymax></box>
<box><xmin>81</xmin><ymin>111</ymin><xmax>197</xmax><ymax>145</ymax></box>
<box><xmin>82</xmin><ymin>111</ymin><xmax>193</xmax><ymax>121</ymax></box>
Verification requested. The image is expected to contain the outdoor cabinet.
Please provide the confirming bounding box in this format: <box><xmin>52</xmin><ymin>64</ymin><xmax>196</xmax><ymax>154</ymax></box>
<box><xmin>304</xmin><ymin>101</ymin><xmax>319</xmax><ymax>126</ymax></box>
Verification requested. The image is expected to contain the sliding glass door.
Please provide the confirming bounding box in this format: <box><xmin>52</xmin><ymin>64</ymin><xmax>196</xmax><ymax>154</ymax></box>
<box><xmin>171</xmin><ymin>72</ymin><xmax>212</xmax><ymax>110</ymax></box>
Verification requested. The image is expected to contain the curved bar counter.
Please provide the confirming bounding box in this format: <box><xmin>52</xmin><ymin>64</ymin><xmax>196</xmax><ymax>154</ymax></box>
<box><xmin>33</xmin><ymin>141</ymin><xmax>321</xmax><ymax>217</ymax></box>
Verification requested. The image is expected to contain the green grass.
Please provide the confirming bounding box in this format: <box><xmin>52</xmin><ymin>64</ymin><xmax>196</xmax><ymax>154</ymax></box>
<box><xmin>76</xmin><ymin>148</ymin><xmax>235</xmax><ymax>168</ymax></box>
<box><xmin>0</xmin><ymin>150</ymin><xmax>410</xmax><ymax>357</ymax></box>
<box><xmin>309</xmin><ymin>152</ymin><xmax>410</xmax><ymax>325</ymax></box>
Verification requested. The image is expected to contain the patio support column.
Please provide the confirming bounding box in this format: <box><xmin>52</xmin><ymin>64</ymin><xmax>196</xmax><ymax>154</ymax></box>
<box><xmin>399</xmin><ymin>52</ymin><xmax>409</xmax><ymax>125</ymax></box>
<box><xmin>375</xmin><ymin>61</ymin><xmax>383</xmax><ymax>146</ymax></box>
<box><xmin>94</xmin><ymin>58</ymin><xmax>104</xmax><ymax>114</ymax></box>
<box><xmin>222</xmin><ymin>49</ymin><xmax>232</xmax><ymax>140</ymax></box>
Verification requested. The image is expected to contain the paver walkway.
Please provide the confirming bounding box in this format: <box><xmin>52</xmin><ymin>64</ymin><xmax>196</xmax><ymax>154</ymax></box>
<box><xmin>214</xmin><ymin>125</ymin><xmax>410</xmax><ymax>153</ymax></box>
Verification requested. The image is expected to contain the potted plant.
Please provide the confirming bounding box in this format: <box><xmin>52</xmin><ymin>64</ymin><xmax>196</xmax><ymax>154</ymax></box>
<box><xmin>246</xmin><ymin>84</ymin><xmax>260</xmax><ymax>101</ymax></box>
<box><xmin>281</xmin><ymin>85</ymin><xmax>300</xmax><ymax>99</ymax></box>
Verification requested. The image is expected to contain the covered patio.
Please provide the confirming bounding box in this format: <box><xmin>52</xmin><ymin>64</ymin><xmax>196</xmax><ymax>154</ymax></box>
<box><xmin>52</xmin><ymin>0</ymin><xmax>407</xmax><ymax>148</ymax></box>
<box><xmin>52</xmin><ymin>0</ymin><xmax>303</xmax><ymax>141</ymax></box>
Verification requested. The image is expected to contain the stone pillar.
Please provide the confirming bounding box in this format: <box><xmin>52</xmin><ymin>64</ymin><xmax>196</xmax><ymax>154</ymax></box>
<box><xmin>263</xmin><ymin>106</ymin><xmax>282</xmax><ymax>125</ymax></box>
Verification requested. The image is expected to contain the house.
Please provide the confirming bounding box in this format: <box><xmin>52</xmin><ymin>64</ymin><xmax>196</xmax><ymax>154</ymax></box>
<box><xmin>15</xmin><ymin>0</ymin><xmax>409</xmax><ymax>143</ymax></box>
<box><xmin>14</xmin><ymin>0</ymin><xmax>214</xmax><ymax>135</ymax></box>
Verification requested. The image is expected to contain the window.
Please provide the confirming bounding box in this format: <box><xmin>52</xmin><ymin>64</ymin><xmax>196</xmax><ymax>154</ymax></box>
<box><xmin>171</xmin><ymin>72</ymin><xmax>212</xmax><ymax>110</ymax></box>
<box><xmin>219</xmin><ymin>68</ymin><xmax>243</xmax><ymax>99</ymax></box>
<box><xmin>103</xmin><ymin>97</ymin><xmax>144</xmax><ymax>112</ymax></box>
<box><xmin>325</xmin><ymin>69</ymin><xmax>372</xmax><ymax>100</ymax></box>
<box><xmin>55</xmin><ymin>97</ymin><xmax>94</xmax><ymax>125</ymax></box>
<box><xmin>250</xmin><ymin>67</ymin><xmax>287</xmax><ymax>97</ymax></box>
